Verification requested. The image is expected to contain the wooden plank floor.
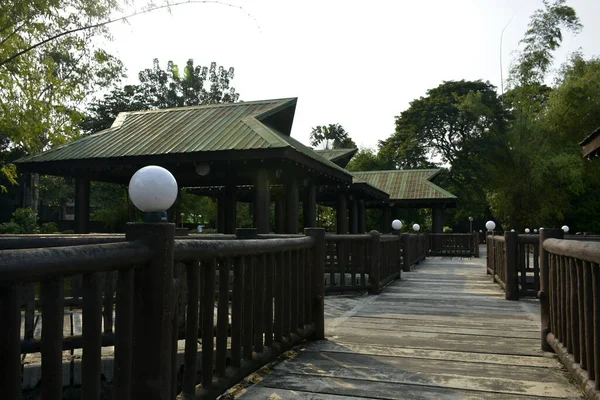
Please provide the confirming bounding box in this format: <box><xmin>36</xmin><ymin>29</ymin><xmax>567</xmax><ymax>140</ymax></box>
<box><xmin>238</xmin><ymin>248</ymin><xmax>584</xmax><ymax>399</ymax></box>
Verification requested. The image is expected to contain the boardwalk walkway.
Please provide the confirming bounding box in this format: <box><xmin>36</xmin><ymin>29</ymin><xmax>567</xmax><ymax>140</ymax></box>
<box><xmin>238</xmin><ymin>249</ymin><xmax>584</xmax><ymax>399</ymax></box>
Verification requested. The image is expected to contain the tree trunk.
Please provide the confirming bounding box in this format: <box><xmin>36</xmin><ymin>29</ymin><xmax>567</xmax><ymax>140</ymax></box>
<box><xmin>24</xmin><ymin>173</ymin><xmax>40</xmax><ymax>212</ymax></box>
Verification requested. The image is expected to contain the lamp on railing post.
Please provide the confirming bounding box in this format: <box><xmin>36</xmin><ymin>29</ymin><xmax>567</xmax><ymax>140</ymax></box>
<box><xmin>126</xmin><ymin>165</ymin><xmax>177</xmax><ymax>399</ymax></box>
<box><xmin>525</xmin><ymin>228</ymin><xmax>530</xmax><ymax>234</ymax></box>
<box><xmin>534</xmin><ymin>229</ymin><xmax>538</xmax><ymax>233</ymax></box>
<box><xmin>485</xmin><ymin>220</ymin><xmax>496</xmax><ymax>238</ymax></box>
<box><xmin>562</xmin><ymin>225</ymin><xmax>569</xmax><ymax>234</ymax></box>
<box><xmin>468</xmin><ymin>216</ymin><xmax>473</xmax><ymax>233</ymax></box>
<box><xmin>180</xmin><ymin>212</ymin><xmax>185</xmax><ymax>228</ymax></box>
<box><xmin>392</xmin><ymin>219</ymin><xmax>402</xmax><ymax>234</ymax></box>
<box><xmin>412</xmin><ymin>223</ymin><xmax>420</xmax><ymax>233</ymax></box>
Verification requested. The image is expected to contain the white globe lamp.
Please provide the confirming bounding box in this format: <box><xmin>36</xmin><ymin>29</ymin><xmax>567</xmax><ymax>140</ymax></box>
<box><xmin>391</xmin><ymin>219</ymin><xmax>402</xmax><ymax>231</ymax></box>
<box><xmin>413</xmin><ymin>223</ymin><xmax>420</xmax><ymax>232</ymax></box>
<box><xmin>485</xmin><ymin>221</ymin><xmax>496</xmax><ymax>231</ymax></box>
<box><xmin>562</xmin><ymin>225</ymin><xmax>569</xmax><ymax>233</ymax></box>
<box><xmin>129</xmin><ymin>166</ymin><xmax>178</xmax><ymax>222</ymax></box>
<box><xmin>525</xmin><ymin>228</ymin><xmax>530</xmax><ymax>234</ymax></box>
<box><xmin>534</xmin><ymin>229</ymin><xmax>538</xmax><ymax>233</ymax></box>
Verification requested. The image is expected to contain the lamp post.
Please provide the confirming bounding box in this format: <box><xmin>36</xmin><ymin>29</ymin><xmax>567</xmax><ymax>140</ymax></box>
<box><xmin>562</xmin><ymin>225</ymin><xmax>569</xmax><ymax>233</ymax></box>
<box><xmin>468</xmin><ymin>216</ymin><xmax>473</xmax><ymax>233</ymax></box>
<box><xmin>525</xmin><ymin>228</ymin><xmax>530</xmax><ymax>234</ymax></box>
<box><xmin>128</xmin><ymin>165</ymin><xmax>178</xmax><ymax>223</ymax></box>
<box><xmin>413</xmin><ymin>224</ymin><xmax>420</xmax><ymax>232</ymax></box>
<box><xmin>180</xmin><ymin>212</ymin><xmax>185</xmax><ymax>228</ymax></box>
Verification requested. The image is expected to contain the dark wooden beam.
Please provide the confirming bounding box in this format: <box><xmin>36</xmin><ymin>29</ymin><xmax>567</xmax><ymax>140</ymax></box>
<box><xmin>381</xmin><ymin>205</ymin><xmax>391</xmax><ymax>234</ymax></box>
<box><xmin>336</xmin><ymin>192</ymin><xmax>348</xmax><ymax>234</ymax></box>
<box><xmin>358</xmin><ymin>199</ymin><xmax>366</xmax><ymax>234</ymax></box>
<box><xmin>224</xmin><ymin>185</ymin><xmax>237</xmax><ymax>234</ymax></box>
<box><xmin>350</xmin><ymin>197</ymin><xmax>358</xmax><ymax>234</ymax></box>
<box><xmin>304</xmin><ymin>181</ymin><xmax>316</xmax><ymax>229</ymax></box>
<box><xmin>75</xmin><ymin>177</ymin><xmax>90</xmax><ymax>234</ymax></box>
<box><xmin>285</xmin><ymin>177</ymin><xmax>298</xmax><ymax>234</ymax></box>
<box><xmin>254</xmin><ymin>168</ymin><xmax>270</xmax><ymax>234</ymax></box>
<box><xmin>432</xmin><ymin>205</ymin><xmax>445</xmax><ymax>233</ymax></box>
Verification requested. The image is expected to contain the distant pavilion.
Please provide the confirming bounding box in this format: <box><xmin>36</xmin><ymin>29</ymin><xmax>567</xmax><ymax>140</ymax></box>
<box><xmin>16</xmin><ymin>97</ymin><xmax>457</xmax><ymax>234</ymax></box>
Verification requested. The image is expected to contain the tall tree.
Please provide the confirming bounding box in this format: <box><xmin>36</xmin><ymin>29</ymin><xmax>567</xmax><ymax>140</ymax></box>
<box><xmin>1</xmin><ymin>0</ymin><xmax>124</xmax><ymax>206</ymax></box>
<box><xmin>81</xmin><ymin>59</ymin><xmax>239</xmax><ymax>133</ymax></box>
<box><xmin>309</xmin><ymin>124</ymin><xmax>356</xmax><ymax>149</ymax></box>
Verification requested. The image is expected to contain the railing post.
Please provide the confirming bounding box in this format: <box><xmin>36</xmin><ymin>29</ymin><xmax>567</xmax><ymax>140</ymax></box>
<box><xmin>539</xmin><ymin>228</ymin><xmax>564</xmax><ymax>352</ymax></box>
<box><xmin>305</xmin><ymin>228</ymin><xmax>325</xmax><ymax>340</ymax></box>
<box><xmin>369</xmin><ymin>231</ymin><xmax>381</xmax><ymax>294</ymax></box>
<box><xmin>504</xmin><ymin>231</ymin><xmax>519</xmax><ymax>300</ymax></box>
<box><xmin>472</xmin><ymin>232</ymin><xmax>480</xmax><ymax>258</ymax></box>
<box><xmin>236</xmin><ymin>227</ymin><xmax>258</xmax><ymax>239</ymax></box>
<box><xmin>402</xmin><ymin>233</ymin><xmax>411</xmax><ymax>272</ymax></box>
<box><xmin>126</xmin><ymin>223</ymin><xmax>175</xmax><ymax>400</ymax></box>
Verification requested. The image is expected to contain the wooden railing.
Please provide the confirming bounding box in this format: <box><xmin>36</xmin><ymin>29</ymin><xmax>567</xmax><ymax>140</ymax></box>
<box><xmin>428</xmin><ymin>233</ymin><xmax>478</xmax><ymax>257</ymax></box>
<box><xmin>323</xmin><ymin>231</ymin><xmax>401</xmax><ymax>294</ymax></box>
<box><xmin>539</xmin><ymin>229</ymin><xmax>600</xmax><ymax>399</ymax></box>
<box><xmin>0</xmin><ymin>226</ymin><xmax>325</xmax><ymax>400</ymax></box>
<box><xmin>401</xmin><ymin>233</ymin><xmax>428</xmax><ymax>271</ymax></box>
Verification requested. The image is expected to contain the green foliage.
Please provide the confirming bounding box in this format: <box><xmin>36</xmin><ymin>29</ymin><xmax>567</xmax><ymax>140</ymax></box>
<box><xmin>0</xmin><ymin>207</ymin><xmax>40</xmax><ymax>233</ymax></box>
<box><xmin>309</xmin><ymin>124</ymin><xmax>356</xmax><ymax>150</ymax></box>
<box><xmin>511</xmin><ymin>0</ymin><xmax>582</xmax><ymax>85</ymax></box>
<box><xmin>81</xmin><ymin>59</ymin><xmax>240</xmax><ymax>134</ymax></box>
<box><xmin>41</xmin><ymin>222</ymin><xmax>59</xmax><ymax>233</ymax></box>
<box><xmin>1</xmin><ymin>0</ymin><xmax>124</xmax><ymax>189</ymax></box>
<box><xmin>346</xmin><ymin>147</ymin><xmax>391</xmax><ymax>172</ymax></box>
<box><xmin>90</xmin><ymin>182</ymin><xmax>130</xmax><ymax>232</ymax></box>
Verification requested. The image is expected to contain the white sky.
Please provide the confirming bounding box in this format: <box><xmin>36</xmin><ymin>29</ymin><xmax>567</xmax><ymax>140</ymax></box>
<box><xmin>102</xmin><ymin>0</ymin><xmax>600</xmax><ymax>149</ymax></box>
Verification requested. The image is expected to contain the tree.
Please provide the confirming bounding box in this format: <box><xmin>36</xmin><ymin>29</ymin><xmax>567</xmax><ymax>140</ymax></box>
<box><xmin>346</xmin><ymin>147</ymin><xmax>391</xmax><ymax>172</ymax></box>
<box><xmin>1</xmin><ymin>0</ymin><xmax>124</xmax><ymax>207</ymax></box>
<box><xmin>309</xmin><ymin>124</ymin><xmax>356</xmax><ymax>149</ymax></box>
<box><xmin>81</xmin><ymin>59</ymin><xmax>239</xmax><ymax>134</ymax></box>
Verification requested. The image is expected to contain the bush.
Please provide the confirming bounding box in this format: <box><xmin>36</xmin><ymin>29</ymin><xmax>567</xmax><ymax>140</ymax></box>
<box><xmin>0</xmin><ymin>208</ymin><xmax>40</xmax><ymax>234</ymax></box>
<box><xmin>41</xmin><ymin>222</ymin><xmax>60</xmax><ymax>234</ymax></box>
<box><xmin>0</xmin><ymin>221</ymin><xmax>24</xmax><ymax>234</ymax></box>
<box><xmin>61</xmin><ymin>230</ymin><xmax>75</xmax><ymax>234</ymax></box>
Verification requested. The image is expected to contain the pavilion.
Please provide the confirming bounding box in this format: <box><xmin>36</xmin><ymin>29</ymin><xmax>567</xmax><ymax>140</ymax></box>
<box><xmin>15</xmin><ymin>97</ymin><xmax>457</xmax><ymax>234</ymax></box>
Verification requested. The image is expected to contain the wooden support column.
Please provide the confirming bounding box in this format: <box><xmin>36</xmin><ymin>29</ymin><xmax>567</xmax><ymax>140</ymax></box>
<box><xmin>358</xmin><ymin>200</ymin><xmax>366</xmax><ymax>234</ymax></box>
<box><xmin>381</xmin><ymin>205</ymin><xmax>391</xmax><ymax>234</ymax></box>
<box><xmin>254</xmin><ymin>168</ymin><xmax>270</xmax><ymax>234</ymax></box>
<box><xmin>285</xmin><ymin>177</ymin><xmax>298</xmax><ymax>234</ymax></box>
<box><xmin>274</xmin><ymin>190</ymin><xmax>285</xmax><ymax>234</ymax></box>
<box><xmin>75</xmin><ymin>177</ymin><xmax>90</xmax><ymax>234</ymax></box>
<box><xmin>223</xmin><ymin>184</ymin><xmax>237</xmax><ymax>234</ymax></box>
<box><xmin>303</xmin><ymin>181</ymin><xmax>317</xmax><ymax>229</ymax></box>
<box><xmin>432</xmin><ymin>205</ymin><xmax>445</xmax><ymax>233</ymax></box>
<box><xmin>350</xmin><ymin>197</ymin><xmax>358</xmax><ymax>234</ymax></box>
<box><xmin>336</xmin><ymin>192</ymin><xmax>348</xmax><ymax>234</ymax></box>
<box><xmin>216</xmin><ymin>193</ymin><xmax>225</xmax><ymax>233</ymax></box>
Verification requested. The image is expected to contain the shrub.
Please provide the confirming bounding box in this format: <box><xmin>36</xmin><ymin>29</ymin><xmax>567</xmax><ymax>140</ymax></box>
<box><xmin>41</xmin><ymin>222</ymin><xmax>60</xmax><ymax>234</ymax></box>
<box><xmin>0</xmin><ymin>221</ymin><xmax>23</xmax><ymax>234</ymax></box>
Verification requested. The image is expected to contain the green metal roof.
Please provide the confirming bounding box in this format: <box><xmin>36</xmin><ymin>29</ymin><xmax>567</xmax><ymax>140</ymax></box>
<box><xmin>314</xmin><ymin>148</ymin><xmax>358</xmax><ymax>167</ymax></box>
<box><xmin>351</xmin><ymin>169</ymin><xmax>457</xmax><ymax>201</ymax></box>
<box><xmin>17</xmin><ymin>98</ymin><xmax>300</xmax><ymax>163</ymax></box>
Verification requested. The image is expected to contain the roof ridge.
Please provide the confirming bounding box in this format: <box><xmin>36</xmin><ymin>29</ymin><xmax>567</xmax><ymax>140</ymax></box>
<box><xmin>353</xmin><ymin>168</ymin><xmax>440</xmax><ymax>174</ymax></box>
<box><xmin>241</xmin><ymin>117</ymin><xmax>290</xmax><ymax>148</ymax></box>
<box><xmin>120</xmin><ymin>97</ymin><xmax>297</xmax><ymax>116</ymax></box>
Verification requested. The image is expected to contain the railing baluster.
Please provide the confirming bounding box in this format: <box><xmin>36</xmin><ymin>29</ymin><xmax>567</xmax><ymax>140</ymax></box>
<box><xmin>114</xmin><ymin>267</ymin><xmax>134</xmax><ymax>400</ymax></box>
<box><xmin>82</xmin><ymin>272</ymin><xmax>102</xmax><ymax>400</ymax></box>
<box><xmin>0</xmin><ymin>283</ymin><xmax>21</xmax><ymax>400</ymax></box>
<box><xmin>291</xmin><ymin>250</ymin><xmax>299</xmax><ymax>334</ymax></box>
<box><xmin>570</xmin><ymin>258</ymin><xmax>580</xmax><ymax>363</ymax></box>
<box><xmin>231</xmin><ymin>257</ymin><xmax>244</xmax><ymax>368</ymax></box>
<box><xmin>565</xmin><ymin>257</ymin><xmax>572</xmax><ymax>353</ymax></box>
<box><xmin>243</xmin><ymin>256</ymin><xmax>254</xmax><ymax>360</ymax></box>
<box><xmin>264</xmin><ymin>254</ymin><xmax>274</xmax><ymax>347</ymax></box>
<box><xmin>201</xmin><ymin>258</ymin><xmax>216</xmax><ymax>389</ymax></box>
<box><xmin>216</xmin><ymin>259</ymin><xmax>231</xmax><ymax>376</ymax></box>
<box><xmin>254</xmin><ymin>255</ymin><xmax>265</xmax><ymax>354</ymax></box>
<box><xmin>298</xmin><ymin>250</ymin><xmax>306</xmax><ymax>329</ymax></box>
<box><xmin>592</xmin><ymin>263</ymin><xmax>600</xmax><ymax>389</ymax></box>
<box><xmin>41</xmin><ymin>278</ymin><xmax>64</xmax><ymax>400</ymax></box>
<box><xmin>103</xmin><ymin>271</ymin><xmax>115</xmax><ymax>334</ymax></box>
<box><xmin>274</xmin><ymin>252</ymin><xmax>284</xmax><ymax>343</ymax></box>
<box><xmin>583</xmin><ymin>260</ymin><xmax>594</xmax><ymax>380</ymax></box>
<box><xmin>282</xmin><ymin>251</ymin><xmax>291</xmax><ymax>339</ymax></box>
<box><xmin>24</xmin><ymin>283</ymin><xmax>35</xmax><ymax>341</ymax></box>
<box><xmin>577</xmin><ymin>259</ymin><xmax>586</xmax><ymax>370</ymax></box>
<box><xmin>183</xmin><ymin>261</ymin><xmax>200</xmax><ymax>394</ymax></box>
<box><xmin>339</xmin><ymin>241</ymin><xmax>346</xmax><ymax>291</ymax></box>
<box><xmin>304</xmin><ymin>248</ymin><xmax>312</xmax><ymax>326</ymax></box>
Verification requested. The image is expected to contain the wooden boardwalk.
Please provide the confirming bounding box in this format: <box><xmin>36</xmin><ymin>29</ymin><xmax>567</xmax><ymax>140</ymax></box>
<box><xmin>237</xmin><ymin>250</ymin><xmax>584</xmax><ymax>399</ymax></box>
